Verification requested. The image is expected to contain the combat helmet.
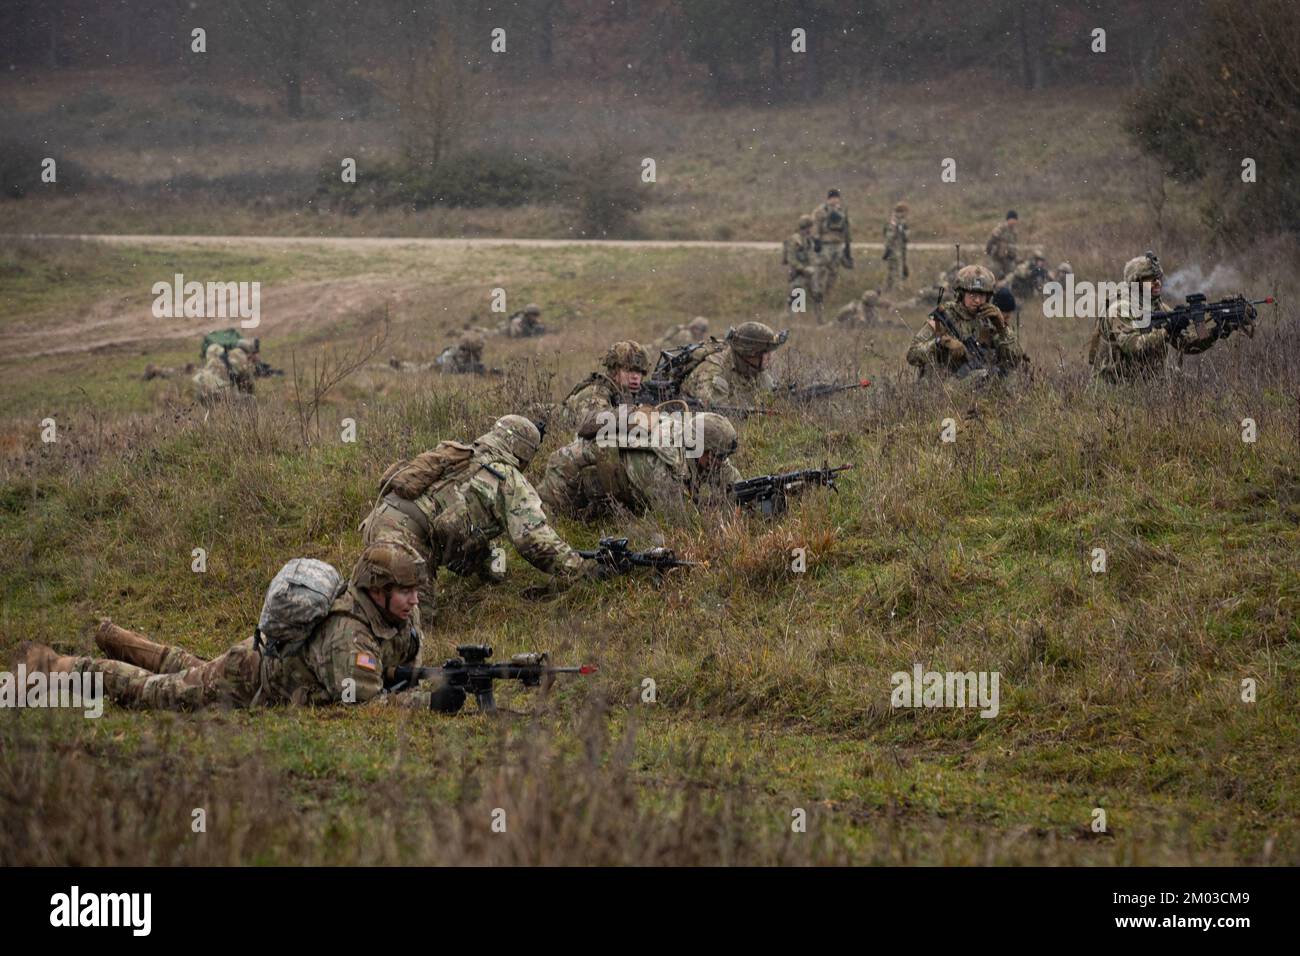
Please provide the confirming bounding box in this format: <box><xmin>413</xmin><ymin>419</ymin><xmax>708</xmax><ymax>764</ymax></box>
<box><xmin>602</xmin><ymin>341</ymin><xmax>650</xmax><ymax>374</ymax></box>
<box><xmin>797</xmin><ymin>214</ymin><xmax>814</xmax><ymax>230</ymax></box>
<box><xmin>1123</xmin><ymin>251</ymin><xmax>1163</xmax><ymax>283</ymax></box>
<box><xmin>523</xmin><ymin>303</ymin><xmax>541</xmax><ymax>316</ymax></box>
<box><xmin>1056</xmin><ymin>261</ymin><xmax>1073</xmax><ymax>275</ymax></box>
<box><xmin>351</xmin><ymin>541</ymin><xmax>427</xmax><ymax>589</ymax></box>
<box><xmin>687</xmin><ymin>316</ymin><xmax>710</xmax><ymax>335</ymax></box>
<box><xmin>458</xmin><ymin>331</ymin><xmax>485</xmax><ymax>355</ymax></box>
<box><xmin>893</xmin><ymin>201</ymin><xmax>909</xmax><ymax>215</ymax></box>
<box><xmin>726</xmin><ymin>321</ymin><xmax>788</xmax><ymax>357</ymax></box>
<box><xmin>693</xmin><ymin>412</ymin><xmax>738</xmax><ymax>459</ymax></box>
<box><xmin>952</xmin><ymin>264</ymin><xmax>997</xmax><ymax>295</ymax></box>
<box><xmin>1031</xmin><ymin>247</ymin><xmax>1045</xmax><ymax>261</ymax></box>
<box><xmin>474</xmin><ymin>414</ymin><xmax>543</xmax><ymax>469</ymax></box>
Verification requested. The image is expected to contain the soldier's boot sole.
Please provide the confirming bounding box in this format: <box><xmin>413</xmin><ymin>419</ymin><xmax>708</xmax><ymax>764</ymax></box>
<box><xmin>94</xmin><ymin>618</ymin><xmax>171</xmax><ymax>672</ymax></box>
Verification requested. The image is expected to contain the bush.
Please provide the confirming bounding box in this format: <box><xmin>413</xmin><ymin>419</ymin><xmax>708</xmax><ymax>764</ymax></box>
<box><xmin>0</xmin><ymin>137</ymin><xmax>93</xmax><ymax>199</ymax></box>
<box><xmin>315</xmin><ymin>150</ymin><xmax>569</xmax><ymax>211</ymax></box>
<box><xmin>1127</xmin><ymin>0</ymin><xmax>1300</xmax><ymax>239</ymax></box>
<box><xmin>175</xmin><ymin>86</ymin><xmax>264</xmax><ymax>118</ymax></box>
<box><xmin>565</xmin><ymin>146</ymin><xmax>651</xmax><ymax>238</ymax></box>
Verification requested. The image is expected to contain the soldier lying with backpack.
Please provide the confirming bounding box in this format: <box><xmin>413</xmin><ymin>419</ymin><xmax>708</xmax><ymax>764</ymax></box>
<box><xmin>14</xmin><ymin>544</ymin><xmax>588</xmax><ymax>715</ymax></box>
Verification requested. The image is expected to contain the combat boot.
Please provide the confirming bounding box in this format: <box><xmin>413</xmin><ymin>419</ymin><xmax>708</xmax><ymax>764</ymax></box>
<box><xmin>94</xmin><ymin>619</ymin><xmax>172</xmax><ymax>672</ymax></box>
<box><xmin>14</xmin><ymin>641</ymin><xmax>80</xmax><ymax>673</ymax></box>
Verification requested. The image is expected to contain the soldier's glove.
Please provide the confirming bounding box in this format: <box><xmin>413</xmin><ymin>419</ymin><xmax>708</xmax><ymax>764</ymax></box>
<box><xmin>428</xmin><ymin>684</ymin><xmax>467</xmax><ymax>714</ymax></box>
<box><xmin>903</xmin><ymin>265</ymin><xmax>910</xmax><ymax>279</ymax></box>
<box><xmin>585</xmin><ymin>558</ymin><xmax>622</xmax><ymax>582</ymax></box>
<box><xmin>939</xmin><ymin>335</ymin><xmax>967</xmax><ymax>361</ymax></box>
<box><xmin>842</xmin><ymin>255</ymin><xmax>854</xmax><ymax>269</ymax></box>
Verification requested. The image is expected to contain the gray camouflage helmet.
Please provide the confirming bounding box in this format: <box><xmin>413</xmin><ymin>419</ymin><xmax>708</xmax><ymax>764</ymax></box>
<box><xmin>727</xmin><ymin>321</ymin><xmax>788</xmax><ymax>357</ymax></box>
<box><xmin>475</xmin><ymin>414</ymin><xmax>543</xmax><ymax>468</ymax></box>
<box><xmin>694</xmin><ymin>412</ymin><xmax>738</xmax><ymax>458</ymax></box>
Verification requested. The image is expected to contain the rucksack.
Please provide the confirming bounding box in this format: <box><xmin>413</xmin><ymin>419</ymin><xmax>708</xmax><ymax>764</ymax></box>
<box><xmin>377</xmin><ymin>440</ymin><xmax>476</xmax><ymax>500</ymax></box>
<box><xmin>200</xmin><ymin>328</ymin><xmax>244</xmax><ymax>363</ymax></box>
<box><xmin>254</xmin><ymin>558</ymin><xmax>344</xmax><ymax>659</ymax></box>
<box><xmin>648</xmin><ymin>338</ymin><xmax>726</xmax><ymax>397</ymax></box>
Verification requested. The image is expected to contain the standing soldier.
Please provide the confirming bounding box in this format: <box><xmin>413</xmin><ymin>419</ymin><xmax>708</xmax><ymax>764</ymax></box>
<box><xmin>680</xmin><ymin>321</ymin><xmax>787</xmax><ymax>408</ymax></box>
<box><xmin>985</xmin><ymin>210</ymin><xmax>1019</xmax><ymax>278</ymax></box>
<box><xmin>1089</xmin><ymin>251</ymin><xmax>1224</xmax><ymax>382</ymax></box>
<box><xmin>907</xmin><ymin>265</ymin><xmax>1026</xmax><ymax>379</ymax></box>
<box><xmin>783</xmin><ymin>214</ymin><xmax>821</xmax><ymax>320</ymax></box>
<box><xmin>15</xmin><ymin>543</ymin><xmax>467</xmax><ymax>713</ymax></box>
<box><xmin>360</xmin><ymin>415</ymin><xmax>600</xmax><ymax>605</ymax></box>
<box><xmin>561</xmin><ymin>341</ymin><xmax>651</xmax><ymax>437</ymax></box>
<box><xmin>537</xmin><ymin>412</ymin><xmax>741</xmax><ymax>521</ymax></box>
<box><xmin>812</xmin><ymin>188</ymin><xmax>853</xmax><ymax>304</ymax></box>
<box><xmin>882</xmin><ymin>201</ymin><xmax>910</xmax><ymax>291</ymax></box>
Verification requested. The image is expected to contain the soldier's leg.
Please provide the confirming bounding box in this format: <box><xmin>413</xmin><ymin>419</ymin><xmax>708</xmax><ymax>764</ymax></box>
<box><xmin>100</xmin><ymin>640</ymin><xmax>262</xmax><ymax>711</ymax></box>
<box><xmin>885</xmin><ymin>257</ymin><xmax>899</xmax><ymax>291</ymax></box>
<box><xmin>94</xmin><ymin>619</ymin><xmax>206</xmax><ymax>673</ymax></box>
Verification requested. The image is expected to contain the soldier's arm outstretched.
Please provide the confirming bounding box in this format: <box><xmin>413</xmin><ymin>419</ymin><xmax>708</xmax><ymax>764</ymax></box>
<box><xmin>495</xmin><ymin>466</ymin><xmax>591</xmax><ymax>581</ymax></box>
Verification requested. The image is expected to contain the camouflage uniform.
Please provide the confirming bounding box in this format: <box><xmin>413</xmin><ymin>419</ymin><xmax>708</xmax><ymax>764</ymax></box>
<box><xmin>985</xmin><ymin>215</ymin><xmax>1019</xmax><ymax>277</ymax></box>
<box><xmin>436</xmin><ymin>333</ymin><xmax>486</xmax><ymax>374</ymax></box>
<box><xmin>192</xmin><ymin>344</ymin><xmax>233</xmax><ymax>404</ymax></box>
<box><xmin>537</xmin><ymin>412</ymin><xmax>740</xmax><ymax>520</ymax></box>
<box><xmin>501</xmin><ymin>304</ymin><xmax>546</xmax><ymax>338</ymax></box>
<box><xmin>1009</xmin><ymin>249</ymin><xmax>1049</xmax><ymax>300</ymax></box>
<box><xmin>907</xmin><ymin>265</ymin><xmax>1026</xmax><ymax>378</ymax></box>
<box><xmin>561</xmin><ymin>341</ymin><xmax>650</xmax><ymax>438</ymax></box>
<box><xmin>1090</xmin><ymin>252</ymin><xmax>1215</xmax><ymax>383</ymax></box>
<box><xmin>680</xmin><ymin>322</ymin><xmax>786</xmax><ymax>408</ymax></box>
<box><xmin>783</xmin><ymin>215</ymin><xmax>821</xmax><ymax>319</ymax></box>
<box><xmin>835</xmin><ymin>290</ymin><xmax>889</xmax><ymax>328</ymax></box>
<box><xmin>361</xmin><ymin>416</ymin><xmax>593</xmax><ymax>601</ymax></box>
<box><xmin>660</xmin><ymin>317</ymin><xmax>710</xmax><ymax>348</ymax></box>
<box><xmin>812</xmin><ymin>192</ymin><xmax>852</xmax><ymax>303</ymax></box>
<box><xmin>36</xmin><ymin>544</ymin><xmax>459</xmax><ymax>713</ymax></box>
<box><xmin>882</xmin><ymin>203</ymin><xmax>909</xmax><ymax>291</ymax></box>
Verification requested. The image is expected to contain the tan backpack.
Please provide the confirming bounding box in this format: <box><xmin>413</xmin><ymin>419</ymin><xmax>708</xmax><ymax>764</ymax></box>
<box><xmin>378</xmin><ymin>441</ymin><xmax>475</xmax><ymax>500</ymax></box>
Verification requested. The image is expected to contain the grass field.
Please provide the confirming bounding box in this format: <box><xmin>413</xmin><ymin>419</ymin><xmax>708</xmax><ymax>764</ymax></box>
<box><xmin>1</xmin><ymin>72</ymin><xmax>1298</xmax><ymax>866</ymax></box>
<box><xmin>1</xmin><ymin>229</ymin><xmax>1297</xmax><ymax>865</ymax></box>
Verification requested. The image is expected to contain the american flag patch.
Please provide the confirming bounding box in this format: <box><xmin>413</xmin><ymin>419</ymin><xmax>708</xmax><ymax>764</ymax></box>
<box><xmin>355</xmin><ymin>653</ymin><xmax>378</xmax><ymax>672</ymax></box>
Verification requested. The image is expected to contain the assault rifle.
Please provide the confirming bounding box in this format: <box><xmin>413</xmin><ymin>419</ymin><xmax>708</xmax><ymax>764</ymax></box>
<box><xmin>1135</xmin><ymin>293</ymin><xmax>1274</xmax><ymax>342</ymax></box>
<box><xmin>578</xmin><ymin>537</ymin><xmax>696</xmax><ymax>574</ymax></box>
<box><xmin>387</xmin><ymin>644</ymin><xmax>594</xmax><ymax>715</ymax></box>
<box><xmin>781</xmin><ymin>379</ymin><xmax>871</xmax><ymax>403</ymax></box>
<box><xmin>253</xmin><ymin>361</ymin><xmax>284</xmax><ymax>378</ymax></box>
<box><xmin>729</xmin><ymin>462</ymin><xmax>852</xmax><ymax>517</ymax></box>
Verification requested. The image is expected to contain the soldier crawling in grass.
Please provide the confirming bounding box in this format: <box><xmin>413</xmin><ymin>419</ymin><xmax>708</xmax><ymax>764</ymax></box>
<box><xmin>360</xmin><ymin>414</ymin><xmax>604</xmax><ymax>609</ymax></box>
<box><xmin>15</xmin><ymin>543</ymin><xmax>468</xmax><ymax>714</ymax></box>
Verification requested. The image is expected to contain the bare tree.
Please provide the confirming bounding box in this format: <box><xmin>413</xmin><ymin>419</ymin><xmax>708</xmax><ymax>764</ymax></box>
<box><xmin>291</xmin><ymin>306</ymin><xmax>390</xmax><ymax>447</ymax></box>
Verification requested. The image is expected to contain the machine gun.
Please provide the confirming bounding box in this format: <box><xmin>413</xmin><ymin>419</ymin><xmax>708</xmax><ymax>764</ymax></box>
<box><xmin>728</xmin><ymin>463</ymin><xmax>852</xmax><ymax>517</ymax></box>
<box><xmin>577</xmin><ymin>537</ymin><xmax>696</xmax><ymax>575</ymax></box>
<box><xmin>386</xmin><ymin>644</ymin><xmax>594</xmax><ymax>715</ymax></box>
<box><xmin>1135</xmin><ymin>293</ymin><xmax>1275</xmax><ymax>345</ymax></box>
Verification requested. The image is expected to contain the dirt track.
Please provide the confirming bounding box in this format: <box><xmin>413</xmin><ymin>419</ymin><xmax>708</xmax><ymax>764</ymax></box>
<box><xmin>11</xmin><ymin>233</ymin><xmax>972</xmax><ymax>253</ymax></box>
<box><xmin>4</xmin><ymin>233</ymin><xmax>970</xmax><ymax>359</ymax></box>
